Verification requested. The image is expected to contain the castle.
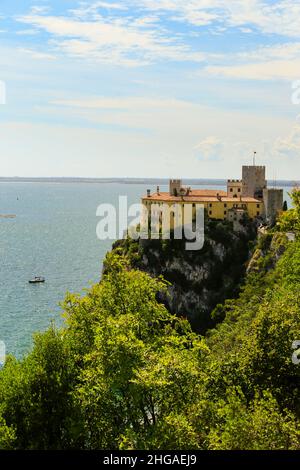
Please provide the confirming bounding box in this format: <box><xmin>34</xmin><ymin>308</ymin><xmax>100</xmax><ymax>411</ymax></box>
<box><xmin>142</xmin><ymin>164</ymin><xmax>283</xmax><ymax>230</ymax></box>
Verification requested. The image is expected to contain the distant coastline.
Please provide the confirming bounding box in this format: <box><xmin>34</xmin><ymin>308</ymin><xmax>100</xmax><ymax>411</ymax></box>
<box><xmin>0</xmin><ymin>177</ymin><xmax>298</xmax><ymax>186</ymax></box>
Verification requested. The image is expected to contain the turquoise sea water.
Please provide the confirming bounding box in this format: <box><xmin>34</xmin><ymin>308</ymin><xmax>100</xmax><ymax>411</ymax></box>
<box><xmin>0</xmin><ymin>182</ymin><xmax>166</xmax><ymax>358</ymax></box>
<box><xmin>0</xmin><ymin>182</ymin><xmax>292</xmax><ymax>358</ymax></box>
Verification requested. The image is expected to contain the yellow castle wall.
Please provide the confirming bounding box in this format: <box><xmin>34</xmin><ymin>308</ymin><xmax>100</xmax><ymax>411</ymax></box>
<box><xmin>142</xmin><ymin>199</ymin><xmax>263</xmax><ymax>230</ymax></box>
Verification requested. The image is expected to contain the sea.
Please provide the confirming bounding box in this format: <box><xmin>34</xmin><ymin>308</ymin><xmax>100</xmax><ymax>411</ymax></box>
<box><xmin>0</xmin><ymin>181</ymin><xmax>293</xmax><ymax>358</ymax></box>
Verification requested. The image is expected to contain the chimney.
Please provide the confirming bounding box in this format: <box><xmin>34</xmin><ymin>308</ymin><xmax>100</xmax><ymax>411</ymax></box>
<box><xmin>147</xmin><ymin>189</ymin><xmax>151</xmax><ymax>197</ymax></box>
<box><xmin>157</xmin><ymin>186</ymin><xmax>160</xmax><ymax>195</ymax></box>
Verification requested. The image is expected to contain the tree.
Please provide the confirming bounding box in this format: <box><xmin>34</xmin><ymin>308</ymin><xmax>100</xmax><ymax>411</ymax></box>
<box><xmin>0</xmin><ymin>416</ymin><xmax>16</xmax><ymax>449</ymax></box>
<box><xmin>73</xmin><ymin>253</ymin><xmax>209</xmax><ymax>449</ymax></box>
<box><xmin>278</xmin><ymin>189</ymin><xmax>300</xmax><ymax>232</ymax></box>
<box><xmin>0</xmin><ymin>327</ymin><xmax>82</xmax><ymax>449</ymax></box>
<box><xmin>208</xmin><ymin>389</ymin><xmax>300</xmax><ymax>450</ymax></box>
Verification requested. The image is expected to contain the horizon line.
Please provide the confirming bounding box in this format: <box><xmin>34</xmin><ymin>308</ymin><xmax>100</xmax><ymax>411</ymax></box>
<box><xmin>0</xmin><ymin>176</ymin><xmax>298</xmax><ymax>186</ymax></box>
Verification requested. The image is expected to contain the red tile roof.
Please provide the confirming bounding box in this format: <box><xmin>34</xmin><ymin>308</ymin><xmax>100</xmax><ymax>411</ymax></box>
<box><xmin>187</xmin><ymin>189</ymin><xmax>227</xmax><ymax>196</ymax></box>
<box><xmin>142</xmin><ymin>191</ymin><xmax>261</xmax><ymax>203</ymax></box>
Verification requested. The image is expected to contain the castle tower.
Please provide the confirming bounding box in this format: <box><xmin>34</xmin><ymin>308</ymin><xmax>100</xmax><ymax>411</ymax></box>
<box><xmin>242</xmin><ymin>165</ymin><xmax>266</xmax><ymax>199</ymax></box>
<box><xmin>169</xmin><ymin>179</ymin><xmax>181</xmax><ymax>196</ymax></box>
<box><xmin>263</xmin><ymin>188</ymin><xmax>283</xmax><ymax>224</ymax></box>
<box><xmin>227</xmin><ymin>179</ymin><xmax>242</xmax><ymax>197</ymax></box>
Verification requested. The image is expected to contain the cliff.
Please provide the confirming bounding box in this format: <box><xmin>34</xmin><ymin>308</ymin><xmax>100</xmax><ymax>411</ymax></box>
<box><xmin>110</xmin><ymin>218</ymin><xmax>257</xmax><ymax>333</ymax></box>
<box><xmin>246</xmin><ymin>231</ymin><xmax>290</xmax><ymax>274</ymax></box>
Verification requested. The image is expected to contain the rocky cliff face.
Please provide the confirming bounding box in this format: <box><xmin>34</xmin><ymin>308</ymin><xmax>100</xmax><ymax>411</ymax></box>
<box><xmin>246</xmin><ymin>231</ymin><xmax>289</xmax><ymax>274</ymax></box>
<box><xmin>110</xmin><ymin>218</ymin><xmax>257</xmax><ymax>333</ymax></box>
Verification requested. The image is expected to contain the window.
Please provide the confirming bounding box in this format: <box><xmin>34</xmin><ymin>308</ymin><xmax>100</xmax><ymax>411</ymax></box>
<box><xmin>192</xmin><ymin>203</ymin><xmax>195</xmax><ymax>208</ymax></box>
<box><xmin>257</xmin><ymin>211</ymin><xmax>260</xmax><ymax>216</ymax></box>
<box><xmin>257</xmin><ymin>204</ymin><xmax>260</xmax><ymax>208</ymax></box>
<box><xmin>230</xmin><ymin>188</ymin><xmax>233</xmax><ymax>192</ymax></box>
<box><xmin>224</xmin><ymin>211</ymin><xmax>227</xmax><ymax>215</ymax></box>
<box><xmin>209</xmin><ymin>210</ymin><xmax>212</xmax><ymax>215</ymax></box>
<box><xmin>209</xmin><ymin>203</ymin><xmax>212</xmax><ymax>207</ymax></box>
<box><xmin>224</xmin><ymin>203</ymin><xmax>227</xmax><ymax>208</ymax></box>
<box><xmin>238</xmin><ymin>188</ymin><xmax>241</xmax><ymax>192</ymax></box>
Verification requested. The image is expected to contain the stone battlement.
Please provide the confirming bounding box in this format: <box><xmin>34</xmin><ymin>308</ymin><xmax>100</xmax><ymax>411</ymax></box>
<box><xmin>242</xmin><ymin>165</ymin><xmax>265</xmax><ymax>169</ymax></box>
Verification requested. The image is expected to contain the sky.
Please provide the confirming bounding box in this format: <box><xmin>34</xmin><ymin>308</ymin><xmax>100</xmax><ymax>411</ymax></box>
<box><xmin>0</xmin><ymin>0</ymin><xmax>300</xmax><ymax>179</ymax></box>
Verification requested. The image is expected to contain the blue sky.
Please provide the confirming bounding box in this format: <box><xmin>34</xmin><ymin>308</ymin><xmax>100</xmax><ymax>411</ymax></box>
<box><xmin>0</xmin><ymin>0</ymin><xmax>300</xmax><ymax>179</ymax></box>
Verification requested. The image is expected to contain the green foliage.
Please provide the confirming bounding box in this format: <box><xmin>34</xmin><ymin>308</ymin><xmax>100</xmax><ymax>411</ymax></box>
<box><xmin>1</xmin><ymin>226</ymin><xmax>300</xmax><ymax>450</ymax></box>
<box><xmin>208</xmin><ymin>389</ymin><xmax>300</xmax><ymax>450</ymax></box>
<box><xmin>206</xmin><ymin>229</ymin><xmax>300</xmax><ymax>426</ymax></box>
<box><xmin>0</xmin><ymin>416</ymin><xmax>16</xmax><ymax>449</ymax></box>
<box><xmin>0</xmin><ymin>327</ymin><xmax>82</xmax><ymax>449</ymax></box>
<box><xmin>278</xmin><ymin>189</ymin><xmax>300</xmax><ymax>232</ymax></box>
<box><xmin>71</xmin><ymin>253</ymin><xmax>208</xmax><ymax>449</ymax></box>
<box><xmin>211</xmin><ymin>303</ymin><xmax>226</xmax><ymax>323</ymax></box>
<box><xmin>257</xmin><ymin>233</ymin><xmax>273</xmax><ymax>251</ymax></box>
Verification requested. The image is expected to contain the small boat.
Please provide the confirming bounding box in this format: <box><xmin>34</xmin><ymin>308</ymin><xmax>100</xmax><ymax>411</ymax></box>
<box><xmin>29</xmin><ymin>276</ymin><xmax>45</xmax><ymax>284</ymax></box>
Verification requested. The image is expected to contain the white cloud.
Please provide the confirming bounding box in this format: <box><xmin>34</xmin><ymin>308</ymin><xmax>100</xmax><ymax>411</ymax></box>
<box><xmin>17</xmin><ymin>12</ymin><xmax>206</xmax><ymax>66</ymax></box>
<box><xmin>192</xmin><ymin>124</ymin><xmax>300</xmax><ymax>176</ymax></box>
<box><xmin>19</xmin><ymin>48</ymin><xmax>56</xmax><ymax>60</ymax></box>
<box><xmin>200</xmin><ymin>42</ymin><xmax>300</xmax><ymax>81</ymax></box>
<box><xmin>204</xmin><ymin>60</ymin><xmax>300</xmax><ymax>81</ymax></box>
<box><xmin>273</xmin><ymin>125</ymin><xmax>300</xmax><ymax>159</ymax></box>
<box><xmin>4</xmin><ymin>2</ymin><xmax>300</xmax><ymax>180</ymax></box>
<box><xmin>30</xmin><ymin>5</ymin><xmax>50</xmax><ymax>15</ymax></box>
<box><xmin>16</xmin><ymin>28</ymin><xmax>40</xmax><ymax>36</ymax></box>
<box><xmin>202</xmin><ymin>42</ymin><xmax>300</xmax><ymax>81</ymax></box>
<box><xmin>91</xmin><ymin>1</ymin><xmax>128</xmax><ymax>9</ymax></box>
<box><xmin>239</xmin><ymin>43</ymin><xmax>300</xmax><ymax>61</ymax></box>
<box><xmin>15</xmin><ymin>2</ymin><xmax>300</xmax><ymax>73</ymax></box>
<box><xmin>69</xmin><ymin>1</ymin><xmax>128</xmax><ymax>20</ymax></box>
<box><xmin>51</xmin><ymin>96</ymin><xmax>194</xmax><ymax>110</ymax></box>
<box><xmin>0</xmin><ymin>89</ymin><xmax>297</xmax><ymax>179</ymax></box>
<box><xmin>48</xmin><ymin>93</ymin><xmax>291</xmax><ymax>134</ymax></box>
<box><xmin>194</xmin><ymin>137</ymin><xmax>256</xmax><ymax>163</ymax></box>
<box><xmin>239</xmin><ymin>28</ymin><xmax>253</xmax><ymax>34</ymax></box>
<box><xmin>137</xmin><ymin>0</ymin><xmax>300</xmax><ymax>38</ymax></box>
<box><xmin>132</xmin><ymin>16</ymin><xmax>160</xmax><ymax>28</ymax></box>
<box><xmin>194</xmin><ymin>136</ymin><xmax>223</xmax><ymax>161</ymax></box>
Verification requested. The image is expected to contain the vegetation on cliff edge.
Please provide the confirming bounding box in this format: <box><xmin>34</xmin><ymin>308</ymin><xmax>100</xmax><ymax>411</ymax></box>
<box><xmin>111</xmin><ymin>217</ymin><xmax>257</xmax><ymax>333</ymax></box>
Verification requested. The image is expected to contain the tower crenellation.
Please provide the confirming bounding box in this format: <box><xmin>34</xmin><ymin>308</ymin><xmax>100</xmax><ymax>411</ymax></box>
<box><xmin>169</xmin><ymin>179</ymin><xmax>182</xmax><ymax>196</ymax></box>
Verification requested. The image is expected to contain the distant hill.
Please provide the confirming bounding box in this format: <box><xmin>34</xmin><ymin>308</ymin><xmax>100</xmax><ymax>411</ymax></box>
<box><xmin>0</xmin><ymin>176</ymin><xmax>297</xmax><ymax>186</ymax></box>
